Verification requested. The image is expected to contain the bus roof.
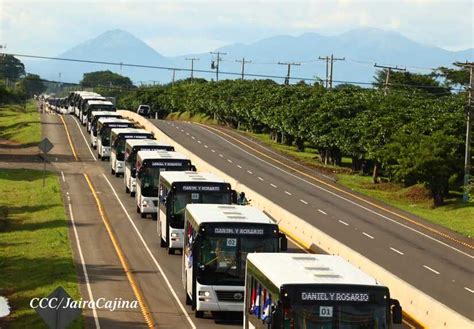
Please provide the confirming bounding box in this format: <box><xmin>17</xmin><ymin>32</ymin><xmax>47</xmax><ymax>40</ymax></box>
<box><xmin>91</xmin><ymin>111</ymin><xmax>121</xmax><ymax>118</ymax></box>
<box><xmin>111</xmin><ymin>128</ymin><xmax>151</xmax><ymax>136</ymax></box>
<box><xmin>186</xmin><ymin>204</ymin><xmax>274</xmax><ymax>225</ymax></box>
<box><xmin>160</xmin><ymin>171</ymin><xmax>226</xmax><ymax>186</ymax></box>
<box><xmin>87</xmin><ymin>100</ymin><xmax>114</xmax><ymax>106</ymax></box>
<box><xmin>97</xmin><ymin>117</ymin><xmax>131</xmax><ymax>124</ymax></box>
<box><xmin>125</xmin><ymin>139</ymin><xmax>171</xmax><ymax>148</ymax></box>
<box><xmin>137</xmin><ymin>150</ymin><xmax>189</xmax><ymax>161</ymax></box>
<box><xmin>247</xmin><ymin>253</ymin><xmax>379</xmax><ymax>287</ymax></box>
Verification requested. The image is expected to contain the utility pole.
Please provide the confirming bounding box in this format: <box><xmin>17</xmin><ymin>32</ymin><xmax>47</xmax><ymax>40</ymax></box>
<box><xmin>171</xmin><ymin>69</ymin><xmax>176</xmax><ymax>85</ymax></box>
<box><xmin>235</xmin><ymin>58</ymin><xmax>252</xmax><ymax>80</ymax></box>
<box><xmin>278</xmin><ymin>62</ymin><xmax>301</xmax><ymax>85</ymax></box>
<box><xmin>185</xmin><ymin>57</ymin><xmax>199</xmax><ymax>81</ymax></box>
<box><xmin>210</xmin><ymin>51</ymin><xmax>227</xmax><ymax>81</ymax></box>
<box><xmin>328</xmin><ymin>54</ymin><xmax>345</xmax><ymax>89</ymax></box>
<box><xmin>455</xmin><ymin>61</ymin><xmax>474</xmax><ymax>202</ymax></box>
<box><xmin>318</xmin><ymin>56</ymin><xmax>330</xmax><ymax>88</ymax></box>
<box><xmin>374</xmin><ymin>63</ymin><xmax>406</xmax><ymax>95</ymax></box>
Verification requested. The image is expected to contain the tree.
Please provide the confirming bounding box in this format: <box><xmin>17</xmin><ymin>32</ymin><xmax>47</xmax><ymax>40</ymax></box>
<box><xmin>433</xmin><ymin>66</ymin><xmax>470</xmax><ymax>87</ymax></box>
<box><xmin>16</xmin><ymin>74</ymin><xmax>46</xmax><ymax>98</ymax></box>
<box><xmin>81</xmin><ymin>70</ymin><xmax>134</xmax><ymax>88</ymax></box>
<box><xmin>0</xmin><ymin>55</ymin><xmax>25</xmax><ymax>81</ymax></box>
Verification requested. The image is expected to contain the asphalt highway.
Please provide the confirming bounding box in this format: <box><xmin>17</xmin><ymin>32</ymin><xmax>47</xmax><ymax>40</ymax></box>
<box><xmin>149</xmin><ymin>119</ymin><xmax>474</xmax><ymax>320</ymax></box>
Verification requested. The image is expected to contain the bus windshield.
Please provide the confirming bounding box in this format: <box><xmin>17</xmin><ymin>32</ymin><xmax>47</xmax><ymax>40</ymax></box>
<box><xmin>171</xmin><ymin>192</ymin><xmax>230</xmax><ymax>228</ymax></box>
<box><xmin>140</xmin><ymin>167</ymin><xmax>161</xmax><ymax>197</ymax></box>
<box><xmin>198</xmin><ymin>235</ymin><xmax>278</xmax><ymax>286</ymax></box>
<box><xmin>100</xmin><ymin>128</ymin><xmax>112</xmax><ymax>146</ymax></box>
<box><xmin>113</xmin><ymin>139</ymin><xmax>127</xmax><ymax>160</ymax></box>
<box><xmin>289</xmin><ymin>303</ymin><xmax>388</xmax><ymax>329</ymax></box>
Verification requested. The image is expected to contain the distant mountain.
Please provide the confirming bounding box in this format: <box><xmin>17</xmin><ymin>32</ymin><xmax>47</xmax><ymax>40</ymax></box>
<box><xmin>25</xmin><ymin>28</ymin><xmax>473</xmax><ymax>85</ymax></box>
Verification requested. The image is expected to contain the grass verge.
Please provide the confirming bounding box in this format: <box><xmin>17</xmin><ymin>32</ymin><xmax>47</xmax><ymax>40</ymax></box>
<box><xmin>338</xmin><ymin>174</ymin><xmax>473</xmax><ymax>238</ymax></box>
<box><xmin>0</xmin><ymin>102</ymin><xmax>41</xmax><ymax>146</ymax></box>
<box><xmin>0</xmin><ymin>168</ymin><xmax>82</xmax><ymax>328</ymax></box>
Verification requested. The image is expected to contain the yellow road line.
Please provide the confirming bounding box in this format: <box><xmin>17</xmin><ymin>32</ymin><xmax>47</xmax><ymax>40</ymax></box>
<box><xmin>199</xmin><ymin>123</ymin><xmax>473</xmax><ymax>251</ymax></box>
<box><xmin>60</xmin><ymin>115</ymin><xmax>78</xmax><ymax>161</ymax></box>
<box><xmin>84</xmin><ymin>173</ymin><xmax>155</xmax><ymax>328</ymax></box>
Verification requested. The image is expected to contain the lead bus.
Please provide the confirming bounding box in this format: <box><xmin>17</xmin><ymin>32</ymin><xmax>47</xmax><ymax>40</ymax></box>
<box><xmin>110</xmin><ymin>128</ymin><xmax>155</xmax><ymax>177</ymax></box>
<box><xmin>124</xmin><ymin>139</ymin><xmax>175</xmax><ymax>197</ymax></box>
<box><xmin>96</xmin><ymin>118</ymin><xmax>134</xmax><ymax>160</ymax></box>
<box><xmin>89</xmin><ymin>111</ymin><xmax>122</xmax><ymax>148</ymax></box>
<box><xmin>135</xmin><ymin>151</ymin><xmax>194</xmax><ymax>220</ymax></box>
<box><xmin>182</xmin><ymin>204</ymin><xmax>287</xmax><ymax>319</ymax></box>
<box><xmin>244</xmin><ymin>253</ymin><xmax>402</xmax><ymax>329</ymax></box>
<box><xmin>158</xmin><ymin>172</ymin><xmax>234</xmax><ymax>254</ymax></box>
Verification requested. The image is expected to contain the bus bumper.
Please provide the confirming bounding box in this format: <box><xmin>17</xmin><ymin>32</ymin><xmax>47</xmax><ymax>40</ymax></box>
<box><xmin>195</xmin><ymin>283</ymin><xmax>244</xmax><ymax>312</ymax></box>
<box><xmin>140</xmin><ymin>197</ymin><xmax>157</xmax><ymax>214</ymax></box>
<box><xmin>168</xmin><ymin>228</ymin><xmax>184</xmax><ymax>249</ymax></box>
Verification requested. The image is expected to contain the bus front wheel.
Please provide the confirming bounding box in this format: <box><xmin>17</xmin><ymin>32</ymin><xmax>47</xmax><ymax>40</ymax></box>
<box><xmin>168</xmin><ymin>248</ymin><xmax>175</xmax><ymax>255</ymax></box>
<box><xmin>195</xmin><ymin>310</ymin><xmax>204</xmax><ymax>318</ymax></box>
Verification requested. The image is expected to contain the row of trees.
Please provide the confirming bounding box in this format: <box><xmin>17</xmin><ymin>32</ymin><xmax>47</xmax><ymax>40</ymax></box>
<box><xmin>98</xmin><ymin>68</ymin><xmax>469</xmax><ymax>206</ymax></box>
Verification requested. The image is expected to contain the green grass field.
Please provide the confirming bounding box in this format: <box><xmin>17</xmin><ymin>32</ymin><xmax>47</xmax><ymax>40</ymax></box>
<box><xmin>0</xmin><ymin>102</ymin><xmax>41</xmax><ymax>146</ymax></box>
<box><xmin>0</xmin><ymin>169</ymin><xmax>82</xmax><ymax>328</ymax></box>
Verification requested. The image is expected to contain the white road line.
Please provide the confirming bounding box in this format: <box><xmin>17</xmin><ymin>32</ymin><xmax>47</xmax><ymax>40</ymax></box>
<box><xmin>258</xmin><ymin>177</ymin><xmax>264</xmax><ymax>181</ymax></box>
<box><xmin>181</xmin><ymin>129</ymin><xmax>184</xmax><ymax>132</ymax></box>
<box><xmin>61</xmin><ymin>171</ymin><xmax>66</xmax><ymax>182</ymax></box>
<box><xmin>71</xmin><ymin>117</ymin><xmax>97</xmax><ymax>161</ymax></box>
<box><xmin>195</xmin><ymin>125</ymin><xmax>473</xmax><ymax>259</ymax></box>
<box><xmin>338</xmin><ymin>220</ymin><xmax>349</xmax><ymax>226</ymax></box>
<box><xmin>390</xmin><ymin>247</ymin><xmax>405</xmax><ymax>255</ymax></box>
<box><xmin>227</xmin><ymin>159</ymin><xmax>233</xmax><ymax>163</ymax></box>
<box><xmin>423</xmin><ymin>265</ymin><xmax>440</xmax><ymax>275</ymax></box>
<box><xmin>318</xmin><ymin>209</ymin><xmax>327</xmax><ymax>215</ymax></box>
<box><xmin>300</xmin><ymin>199</ymin><xmax>308</xmax><ymax>205</ymax></box>
<box><xmin>211</xmin><ymin>149</ymin><xmax>215</xmax><ymax>153</ymax></box>
<box><xmin>191</xmin><ymin>136</ymin><xmax>195</xmax><ymax>140</ymax></box>
<box><xmin>247</xmin><ymin>170</ymin><xmax>253</xmax><ymax>174</ymax></box>
<box><xmin>219</xmin><ymin>154</ymin><xmax>224</xmax><ymax>158</ymax></box>
<box><xmin>204</xmin><ymin>145</ymin><xmax>208</xmax><ymax>148</ymax></box>
<box><xmin>284</xmin><ymin>191</ymin><xmax>292</xmax><ymax>195</ymax></box>
<box><xmin>197</xmin><ymin>140</ymin><xmax>201</xmax><ymax>144</ymax></box>
<box><xmin>237</xmin><ymin>165</ymin><xmax>242</xmax><ymax>169</ymax></box>
<box><xmin>68</xmin><ymin>202</ymin><xmax>100</xmax><ymax>328</ymax></box>
<box><xmin>102</xmin><ymin>174</ymin><xmax>196</xmax><ymax>329</ymax></box>
<box><xmin>186</xmin><ymin>132</ymin><xmax>189</xmax><ymax>136</ymax></box>
<box><xmin>464</xmin><ymin>287</ymin><xmax>474</xmax><ymax>293</ymax></box>
<box><xmin>270</xmin><ymin>183</ymin><xmax>277</xmax><ymax>188</ymax></box>
<box><xmin>363</xmin><ymin>232</ymin><xmax>375</xmax><ymax>239</ymax></box>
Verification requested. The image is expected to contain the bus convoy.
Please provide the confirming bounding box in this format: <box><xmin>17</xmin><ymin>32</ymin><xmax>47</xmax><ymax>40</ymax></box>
<box><xmin>65</xmin><ymin>90</ymin><xmax>404</xmax><ymax>327</ymax></box>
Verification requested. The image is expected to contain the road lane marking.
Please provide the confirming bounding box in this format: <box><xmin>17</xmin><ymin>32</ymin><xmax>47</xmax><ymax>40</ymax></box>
<box><xmin>390</xmin><ymin>247</ymin><xmax>404</xmax><ymax>255</ymax></box>
<box><xmin>61</xmin><ymin>171</ymin><xmax>66</xmax><ymax>182</ymax></box>
<box><xmin>247</xmin><ymin>170</ymin><xmax>253</xmax><ymax>174</ymax></box>
<box><xmin>338</xmin><ymin>220</ymin><xmax>349</xmax><ymax>226</ymax></box>
<box><xmin>197</xmin><ymin>140</ymin><xmax>201</xmax><ymax>144</ymax></box>
<box><xmin>59</xmin><ymin>115</ymin><xmax>78</xmax><ymax>161</ymax></box>
<box><xmin>219</xmin><ymin>154</ymin><xmax>224</xmax><ymax>158</ymax></box>
<box><xmin>237</xmin><ymin>165</ymin><xmax>242</xmax><ymax>168</ymax></box>
<box><xmin>191</xmin><ymin>136</ymin><xmax>195</xmax><ymax>139</ymax></box>
<box><xmin>102</xmin><ymin>174</ymin><xmax>196</xmax><ymax>329</ymax></box>
<box><xmin>464</xmin><ymin>287</ymin><xmax>474</xmax><ymax>293</ymax></box>
<box><xmin>181</xmin><ymin>129</ymin><xmax>184</xmax><ymax>132</ymax></box>
<box><xmin>186</xmin><ymin>132</ymin><xmax>189</xmax><ymax>136</ymax></box>
<box><xmin>71</xmin><ymin>117</ymin><xmax>97</xmax><ymax>161</ymax></box>
<box><xmin>318</xmin><ymin>209</ymin><xmax>327</xmax><ymax>215</ymax></box>
<box><xmin>363</xmin><ymin>232</ymin><xmax>375</xmax><ymax>239</ymax></box>
<box><xmin>423</xmin><ymin>265</ymin><xmax>440</xmax><ymax>275</ymax></box>
<box><xmin>284</xmin><ymin>191</ymin><xmax>292</xmax><ymax>195</ymax></box>
<box><xmin>300</xmin><ymin>199</ymin><xmax>308</xmax><ymax>205</ymax></box>
<box><xmin>211</xmin><ymin>149</ymin><xmax>215</xmax><ymax>152</ymax></box>
<box><xmin>85</xmin><ymin>174</ymin><xmax>155</xmax><ymax>328</ymax></box>
<box><xmin>204</xmin><ymin>145</ymin><xmax>208</xmax><ymax>148</ymax></box>
<box><xmin>67</xmin><ymin>202</ymin><xmax>100</xmax><ymax>328</ymax></box>
<box><xmin>258</xmin><ymin>177</ymin><xmax>264</xmax><ymax>181</ymax></box>
<box><xmin>227</xmin><ymin>159</ymin><xmax>233</xmax><ymax>163</ymax></box>
<box><xmin>196</xmin><ymin>123</ymin><xmax>474</xmax><ymax>255</ymax></box>
<box><xmin>270</xmin><ymin>183</ymin><xmax>277</xmax><ymax>188</ymax></box>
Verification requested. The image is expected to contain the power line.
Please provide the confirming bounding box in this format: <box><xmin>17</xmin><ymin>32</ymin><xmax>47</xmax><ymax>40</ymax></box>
<box><xmin>185</xmin><ymin>57</ymin><xmax>199</xmax><ymax>81</ymax></box>
<box><xmin>278</xmin><ymin>62</ymin><xmax>301</xmax><ymax>85</ymax></box>
<box><xmin>235</xmin><ymin>58</ymin><xmax>252</xmax><ymax>80</ymax></box>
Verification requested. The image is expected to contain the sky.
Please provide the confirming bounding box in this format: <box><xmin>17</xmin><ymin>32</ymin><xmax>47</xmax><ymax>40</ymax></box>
<box><xmin>0</xmin><ymin>0</ymin><xmax>472</xmax><ymax>57</ymax></box>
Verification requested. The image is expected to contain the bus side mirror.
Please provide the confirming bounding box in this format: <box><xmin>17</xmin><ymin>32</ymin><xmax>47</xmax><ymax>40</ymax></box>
<box><xmin>230</xmin><ymin>190</ymin><xmax>238</xmax><ymax>204</ymax></box>
<box><xmin>279</xmin><ymin>232</ymin><xmax>288</xmax><ymax>251</ymax></box>
<box><xmin>191</xmin><ymin>165</ymin><xmax>197</xmax><ymax>172</ymax></box>
<box><xmin>390</xmin><ymin>299</ymin><xmax>402</xmax><ymax>324</ymax></box>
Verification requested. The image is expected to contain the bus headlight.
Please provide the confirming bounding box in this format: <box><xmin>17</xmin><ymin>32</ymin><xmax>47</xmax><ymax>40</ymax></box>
<box><xmin>117</xmin><ymin>162</ymin><xmax>122</xmax><ymax>168</ymax></box>
<box><xmin>198</xmin><ymin>291</ymin><xmax>210</xmax><ymax>297</ymax></box>
<box><xmin>131</xmin><ymin>181</ymin><xmax>136</xmax><ymax>186</ymax></box>
<box><xmin>142</xmin><ymin>200</ymin><xmax>149</xmax><ymax>207</ymax></box>
<box><xmin>171</xmin><ymin>233</ymin><xmax>178</xmax><ymax>238</ymax></box>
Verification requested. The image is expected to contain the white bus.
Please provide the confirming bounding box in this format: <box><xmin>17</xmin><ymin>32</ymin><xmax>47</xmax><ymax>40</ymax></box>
<box><xmin>244</xmin><ymin>253</ymin><xmax>403</xmax><ymax>329</ymax></box>
<box><xmin>182</xmin><ymin>204</ymin><xmax>288</xmax><ymax>318</ymax></box>
<box><xmin>110</xmin><ymin>128</ymin><xmax>155</xmax><ymax>177</ymax></box>
<box><xmin>78</xmin><ymin>95</ymin><xmax>106</xmax><ymax>123</ymax></box>
<box><xmin>85</xmin><ymin>100</ymin><xmax>116</xmax><ymax>132</ymax></box>
<box><xmin>158</xmin><ymin>172</ymin><xmax>234</xmax><ymax>254</ymax></box>
<box><xmin>96</xmin><ymin>118</ymin><xmax>134</xmax><ymax>160</ymax></box>
<box><xmin>135</xmin><ymin>151</ymin><xmax>194</xmax><ymax>219</ymax></box>
<box><xmin>89</xmin><ymin>111</ymin><xmax>122</xmax><ymax>148</ymax></box>
<box><xmin>124</xmin><ymin>139</ymin><xmax>174</xmax><ymax>197</ymax></box>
